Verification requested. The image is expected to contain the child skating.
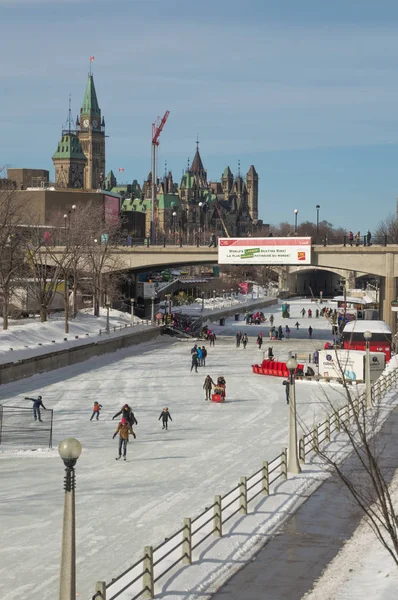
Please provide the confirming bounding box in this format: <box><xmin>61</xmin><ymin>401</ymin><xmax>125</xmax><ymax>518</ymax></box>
<box><xmin>113</xmin><ymin>418</ymin><xmax>136</xmax><ymax>461</ymax></box>
<box><xmin>90</xmin><ymin>401</ymin><xmax>102</xmax><ymax>421</ymax></box>
<box><xmin>159</xmin><ymin>407</ymin><xmax>172</xmax><ymax>430</ymax></box>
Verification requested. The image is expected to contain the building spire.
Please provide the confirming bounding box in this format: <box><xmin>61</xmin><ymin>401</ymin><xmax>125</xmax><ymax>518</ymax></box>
<box><xmin>196</xmin><ymin>132</ymin><xmax>199</xmax><ymax>151</ymax></box>
<box><xmin>81</xmin><ymin>73</ymin><xmax>100</xmax><ymax>116</ymax></box>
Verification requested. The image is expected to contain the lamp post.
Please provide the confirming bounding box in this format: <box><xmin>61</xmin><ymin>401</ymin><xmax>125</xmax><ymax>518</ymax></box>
<box><xmin>364</xmin><ymin>330</ymin><xmax>373</xmax><ymax>408</ymax></box>
<box><xmin>286</xmin><ymin>357</ymin><xmax>301</xmax><ymax>474</ymax></box>
<box><xmin>294</xmin><ymin>209</ymin><xmax>299</xmax><ymax>236</ymax></box>
<box><xmin>230</xmin><ymin>287</ymin><xmax>234</xmax><ymax>306</ymax></box>
<box><xmin>130</xmin><ymin>297</ymin><xmax>135</xmax><ymax>321</ymax></box>
<box><xmin>316</xmin><ymin>205</ymin><xmax>320</xmax><ymax>240</ymax></box>
<box><xmin>172</xmin><ymin>211</ymin><xmax>177</xmax><ymax>244</ymax></box>
<box><xmin>213</xmin><ymin>289</ymin><xmax>216</xmax><ymax>301</ymax></box>
<box><xmin>105</xmin><ymin>300</ymin><xmax>111</xmax><ymax>334</ymax></box>
<box><xmin>58</xmin><ymin>437</ymin><xmax>82</xmax><ymax>600</ymax></box>
<box><xmin>151</xmin><ymin>296</ymin><xmax>155</xmax><ymax>323</ymax></box>
<box><xmin>201</xmin><ymin>291</ymin><xmax>205</xmax><ymax>312</ymax></box>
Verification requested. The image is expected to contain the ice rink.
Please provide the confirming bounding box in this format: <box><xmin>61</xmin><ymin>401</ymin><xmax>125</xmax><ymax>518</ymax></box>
<box><xmin>0</xmin><ymin>299</ymin><xmax>347</xmax><ymax>600</ymax></box>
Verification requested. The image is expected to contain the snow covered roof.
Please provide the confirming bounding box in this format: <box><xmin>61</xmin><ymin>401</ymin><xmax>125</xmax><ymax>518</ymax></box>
<box><xmin>343</xmin><ymin>320</ymin><xmax>392</xmax><ymax>334</ymax></box>
<box><xmin>333</xmin><ymin>295</ymin><xmax>375</xmax><ymax>305</ymax></box>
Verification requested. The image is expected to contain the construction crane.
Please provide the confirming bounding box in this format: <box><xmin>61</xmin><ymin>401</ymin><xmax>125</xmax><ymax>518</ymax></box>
<box><xmin>151</xmin><ymin>110</ymin><xmax>170</xmax><ymax>243</ymax></box>
<box><xmin>214</xmin><ymin>200</ymin><xmax>230</xmax><ymax>238</ymax></box>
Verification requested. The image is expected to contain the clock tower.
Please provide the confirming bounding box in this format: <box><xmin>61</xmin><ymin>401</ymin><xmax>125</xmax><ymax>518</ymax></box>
<box><xmin>77</xmin><ymin>74</ymin><xmax>106</xmax><ymax>190</ymax></box>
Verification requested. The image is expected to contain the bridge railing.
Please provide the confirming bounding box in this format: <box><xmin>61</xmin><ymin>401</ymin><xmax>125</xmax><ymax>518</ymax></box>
<box><xmin>92</xmin><ymin>367</ymin><xmax>398</xmax><ymax>600</ymax></box>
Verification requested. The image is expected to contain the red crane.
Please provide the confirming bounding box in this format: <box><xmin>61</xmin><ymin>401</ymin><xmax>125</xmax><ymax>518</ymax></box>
<box><xmin>152</xmin><ymin>110</ymin><xmax>170</xmax><ymax>145</ymax></box>
<box><xmin>150</xmin><ymin>110</ymin><xmax>170</xmax><ymax>242</ymax></box>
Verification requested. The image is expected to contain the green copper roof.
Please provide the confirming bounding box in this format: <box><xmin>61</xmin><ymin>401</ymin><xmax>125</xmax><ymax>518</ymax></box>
<box><xmin>180</xmin><ymin>172</ymin><xmax>195</xmax><ymax>189</ymax></box>
<box><xmin>158</xmin><ymin>193</ymin><xmax>180</xmax><ymax>210</ymax></box>
<box><xmin>122</xmin><ymin>198</ymin><xmax>151</xmax><ymax>213</ymax></box>
<box><xmin>81</xmin><ymin>74</ymin><xmax>100</xmax><ymax>116</ymax></box>
<box><xmin>223</xmin><ymin>166</ymin><xmax>232</xmax><ymax>177</ymax></box>
<box><xmin>52</xmin><ymin>133</ymin><xmax>86</xmax><ymax>161</ymax></box>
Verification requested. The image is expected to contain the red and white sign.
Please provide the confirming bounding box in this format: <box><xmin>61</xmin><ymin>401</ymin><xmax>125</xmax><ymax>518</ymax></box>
<box><xmin>218</xmin><ymin>237</ymin><xmax>312</xmax><ymax>265</ymax></box>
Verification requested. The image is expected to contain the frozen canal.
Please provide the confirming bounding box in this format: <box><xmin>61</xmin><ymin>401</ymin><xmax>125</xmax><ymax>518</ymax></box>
<box><xmin>0</xmin><ymin>300</ymin><xmax>346</xmax><ymax>600</ymax></box>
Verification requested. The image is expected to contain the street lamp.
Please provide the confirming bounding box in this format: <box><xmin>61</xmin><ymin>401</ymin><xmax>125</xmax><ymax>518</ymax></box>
<box><xmin>364</xmin><ymin>331</ymin><xmax>373</xmax><ymax>408</ymax></box>
<box><xmin>151</xmin><ymin>296</ymin><xmax>156</xmax><ymax>323</ymax></box>
<box><xmin>316</xmin><ymin>205</ymin><xmax>320</xmax><ymax>240</ymax></box>
<box><xmin>63</xmin><ymin>213</ymin><xmax>68</xmax><ymax>230</ymax></box>
<box><xmin>230</xmin><ymin>287</ymin><xmax>234</xmax><ymax>306</ymax></box>
<box><xmin>105</xmin><ymin>300</ymin><xmax>111</xmax><ymax>334</ymax></box>
<box><xmin>172</xmin><ymin>211</ymin><xmax>177</xmax><ymax>244</ymax></box>
<box><xmin>58</xmin><ymin>437</ymin><xmax>82</xmax><ymax>600</ymax></box>
<box><xmin>201</xmin><ymin>291</ymin><xmax>205</xmax><ymax>312</ymax></box>
<box><xmin>294</xmin><ymin>209</ymin><xmax>299</xmax><ymax>236</ymax></box>
<box><xmin>130</xmin><ymin>297</ymin><xmax>135</xmax><ymax>321</ymax></box>
<box><xmin>286</xmin><ymin>357</ymin><xmax>301</xmax><ymax>474</ymax></box>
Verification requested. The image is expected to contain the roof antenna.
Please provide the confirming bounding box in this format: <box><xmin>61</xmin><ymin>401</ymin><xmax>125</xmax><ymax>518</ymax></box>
<box><xmin>164</xmin><ymin>160</ymin><xmax>167</xmax><ymax>177</ymax></box>
<box><xmin>187</xmin><ymin>157</ymin><xmax>190</xmax><ymax>172</ymax></box>
<box><xmin>67</xmin><ymin>93</ymin><xmax>72</xmax><ymax>133</ymax></box>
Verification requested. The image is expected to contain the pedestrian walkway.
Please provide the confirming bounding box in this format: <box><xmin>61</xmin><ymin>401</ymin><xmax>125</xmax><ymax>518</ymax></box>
<box><xmin>210</xmin><ymin>407</ymin><xmax>398</xmax><ymax>600</ymax></box>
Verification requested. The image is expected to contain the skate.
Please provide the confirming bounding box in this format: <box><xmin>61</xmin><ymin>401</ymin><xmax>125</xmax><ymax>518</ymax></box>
<box><xmin>123</xmin><ymin>457</ymin><xmax>127</xmax><ymax>461</ymax></box>
<box><xmin>116</xmin><ymin>456</ymin><xmax>121</xmax><ymax>460</ymax></box>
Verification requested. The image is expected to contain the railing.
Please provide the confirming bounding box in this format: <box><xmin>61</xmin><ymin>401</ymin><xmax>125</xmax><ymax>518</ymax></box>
<box><xmin>0</xmin><ymin>405</ymin><xmax>53</xmax><ymax>448</ymax></box>
<box><xmin>93</xmin><ymin>367</ymin><xmax>398</xmax><ymax>600</ymax></box>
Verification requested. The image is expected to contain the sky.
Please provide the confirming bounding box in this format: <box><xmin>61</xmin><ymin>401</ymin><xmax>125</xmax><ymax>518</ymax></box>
<box><xmin>2</xmin><ymin>0</ymin><xmax>398</xmax><ymax>231</ymax></box>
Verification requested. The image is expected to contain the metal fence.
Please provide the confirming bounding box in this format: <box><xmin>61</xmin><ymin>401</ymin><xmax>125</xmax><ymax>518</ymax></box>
<box><xmin>0</xmin><ymin>405</ymin><xmax>53</xmax><ymax>448</ymax></box>
<box><xmin>93</xmin><ymin>367</ymin><xmax>398</xmax><ymax>600</ymax></box>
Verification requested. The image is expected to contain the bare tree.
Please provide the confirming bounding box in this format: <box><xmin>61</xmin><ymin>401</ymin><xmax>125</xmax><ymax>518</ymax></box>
<box><xmin>374</xmin><ymin>214</ymin><xmax>398</xmax><ymax>244</ymax></box>
<box><xmin>307</xmin><ymin>362</ymin><xmax>398</xmax><ymax>565</ymax></box>
<box><xmin>0</xmin><ymin>183</ymin><xmax>36</xmax><ymax>329</ymax></box>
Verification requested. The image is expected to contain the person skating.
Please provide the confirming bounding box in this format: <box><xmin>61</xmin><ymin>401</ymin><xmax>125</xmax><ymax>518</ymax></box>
<box><xmin>278</xmin><ymin>325</ymin><xmax>283</xmax><ymax>340</ymax></box>
<box><xmin>203</xmin><ymin>375</ymin><xmax>215</xmax><ymax>401</ymax></box>
<box><xmin>268</xmin><ymin>346</ymin><xmax>274</xmax><ymax>360</ymax></box>
<box><xmin>285</xmin><ymin>326</ymin><xmax>290</xmax><ymax>339</ymax></box>
<box><xmin>269</xmin><ymin>314</ymin><xmax>274</xmax><ymax>326</ymax></box>
<box><xmin>308</xmin><ymin>309</ymin><xmax>312</xmax><ymax>318</ymax></box>
<box><xmin>256</xmin><ymin>333</ymin><xmax>263</xmax><ymax>349</ymax></box>
<box><xmin>197</xmin><ymin>346</ymin><xmax>203</xmax><ymax>367</ymax></box>
<box><xmin>191</xmin><ymin>349</ymin><xmax>199</xmax><ymax>372</ymax></box>
<box><xmin>201</xmin><ymin>346</ymin><xmax>207</xmax><ymax>367</ymax></box>
<box><xmin>25</xmin><ymin>395</ymin><xmax>46</xmax><ymax>422</ymax></box>
<box><xmin>315</xmin><ymin>308</ymin><xmax>319</xmax><ymax>318</ymax></box>
<box><xmin>242</xmin><ymin>333</ymin><xmax>248</xmax><ymax>349</ymax></box>
<box><xmin>112</xmin><ymin>404</ymin><xmax>138</xmax><ymax>426</ymax></box>
<box><xmin>349</xmin><ymin>231</ymin><xmax>354</xmax><ymax>246</ymax></box>
<box><xmin>282</xmin><ymin>379</ymin><xmax>290</xmax><ymax>404</ymax></box>
<box><xmin>236</xmin><ymin>331</ymin><xmax>242</xmax><ymax>348</ymax></box>
<box><xmin>90</xmin><ymin>401</ymin><xmax>102</xmax><ymax>421</ymax></box>
<box><xmin>209</xmin><ymin>332</ymin><xmax>216</xmax><ymax>347</ymax></box>
<box><xmin>308</xmin><ymin>325</ymin><xmax>313</xmax><ymax>339</ymax></box>
<box><xmin>159</xmin><ymin>407</ymin><xmax>172</xmax><ymax>429</ymax></box>
<box><xmin>295</xmin><ymin>321</ymin><xmax>300</xmax><ymax>330</ymax></box>
<box><xmin>113</xmin><ymin>417</ymin><xmax>136</xmax><ymax>461</ymax></box>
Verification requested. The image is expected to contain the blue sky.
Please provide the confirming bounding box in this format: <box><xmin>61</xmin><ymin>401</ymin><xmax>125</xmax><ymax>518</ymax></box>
<box><xmin>2</xmin><ymin>0</ymin><xmax>398</xmax><ymax>231</ymax></box>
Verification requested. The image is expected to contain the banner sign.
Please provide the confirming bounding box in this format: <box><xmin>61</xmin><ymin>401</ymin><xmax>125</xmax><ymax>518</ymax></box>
<box><xmin>218</xmin><ymin>237</ymin><xmax>311</xmax><ymax>265</ymax></box>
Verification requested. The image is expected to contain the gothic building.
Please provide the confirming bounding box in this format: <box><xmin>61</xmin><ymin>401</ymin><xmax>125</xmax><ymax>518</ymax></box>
<box><xmin>53</xmin><ymin>74</ymin><xmax>106</xmax><ymax>190</ymax></box>
<box><xmin>120</xmin><ymin>144</ymin><xmax>263</xmax><ymax>239</ymax></box>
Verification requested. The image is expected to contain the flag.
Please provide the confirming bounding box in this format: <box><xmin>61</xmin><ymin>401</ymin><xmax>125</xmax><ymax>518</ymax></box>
<box><xmin>90</xmin><ymin>56</ymin><xmax>95</xmax><ymax>62</ymax></box>
<box><xmin>118</xmin><ymin>168</ymin><xmax>125</xmax><ymax>172</ymax></box>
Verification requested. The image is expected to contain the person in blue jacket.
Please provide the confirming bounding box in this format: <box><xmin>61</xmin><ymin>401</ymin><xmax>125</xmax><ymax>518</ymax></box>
<box><xmin>25</xmin><ymin>396</ymin><xmax>46</xmax><ymax>422</ymax></box>
<box><xmin>197</xmin><ymin>346</ymin><xmax>203</xmax><ymax>366</ymax></box>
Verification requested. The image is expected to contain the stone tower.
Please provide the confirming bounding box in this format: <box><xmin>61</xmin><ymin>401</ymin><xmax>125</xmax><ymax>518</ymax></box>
<box><xmin>221</xmin><ymin>166</ymin><xmax>233</xmax><ymax>198</ymax></box>
<box><xmin>246</xmin><ymin>165</ymin><xmax>259</xmax><ymax>221</ymax></box>
<box><xmin>52</xmin><ymin>133</ymin><xmax>87</xmax><ymax>188</ymax></box>
<box><xmin>77</xmin><ymin>74</ymin><xmax>106</xmax><ymax>190</ymax></box>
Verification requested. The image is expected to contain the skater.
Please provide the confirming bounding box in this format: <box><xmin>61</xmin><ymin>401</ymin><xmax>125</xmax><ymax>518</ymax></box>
<box><xmin>285</xmin><ymin>325</ymin><xmax>291</xmax><ymax>339</ymax></box>
<box><xmin>278</xmin><ymin>325</ymin><xmax>283</xmax><ymax>340</ymax></box>
<box><xmin>112</xmin><ymin>404</ymin><xmax>138</xmax><ymax>426</ymax></box>
<box><xmin>355</xmin><ymin>231</ymin><xmax>360</xmax><ymax>246</ymax></box>
<box><xmin>282</xmin><ymin>379</ymin><xmax>290</xmax><ymax>404</ymax></box>
<box><xmin>366</xmin><ymin>230</ymin><xmax>372</xmax><ymax>246</ymax></box>
<box><xmin>203</xmin><ymin>375</ymin><xmax>215</xmax><ymax>401</ymax></box>
<box><xmin>113</xmin><ymin>417</ymin><xmax>135</xmax><ymax>461</ymax></box>
<box><xmin>301</xmin><ymin>308</ymin><xmax>306</xmax><ymax>318</ymax></box>
<box><xmin>191</xmin><ymin>348</ymin><xmax>199</xmax><ymax>372</ymax></box>
<box><xmin>256</xmin><ymin>333</ymin><xmax>263</xmax><ymax>349</ymax></box>
<box><xmin>209</xmin><ymin>233</ymin><xmax>217</xmax><ymax>248</ymax></box>
<box><xmin>191</xmin><ymin>344</ymin><xmax>198</xmax><ymax>355</ymax></box>
<box><xmin>242</xmin><ymin>333</ymin><xmax>248</xmax><ymax>349</ymax></box>
<box><xmin>308</xmin><ymin>325</ymin><xmax>313</xmax><ymax>339</ymax></box>
<box><xmin>295</xmin><ymin>321</ymin><xmax>300</xmax><ymax>330</ymax></box>
<box><xmin>197</xmin><ymin>346</ymin><xmax>203</xmax><ymax>367</ymax></box>
<box><xmin>315</xmin><ymin>308</ymin><xmax>319</xmax><ymax>318</ymax></box>
<box><xmin>209</xmin><ymin>332</ymin><xmax>216</xmax><ymax>347</ymax></box>
<box><xmin>25</xmin><ymin>395</ymin><xmax>46</xmax><ymax>422</ymax></box>
<box><xmin>90</xmin><ymin>401</ymin><xmax>102</xmax><ymax>421</ymax></box>
<box><xmin>308</xmin><ymin>309</ymin><xmax>312</xmax><ymax>318</ymax></box>
<box><xmin>269</xmin><ymin>314</ymin><xmax>274</xmax><ymax>326</ymax></box>
<box><xmin>201</xmin><ymin>346</ymin><xmax>207</xmax><ymax>367</ymax></box>
<box><xmin>159</xmin><ymin>407</ymin><xmax>172</xmax><ymax>429</ymax></box>
<box><xmin>268</xmin><ymin>346</ymin><xmax>274</xmax><ymax>360</ymax></box>
<box><xmin>236</xmin><ymin>331</ymin><xmax>242</xmax><ymax>348</ymax></box>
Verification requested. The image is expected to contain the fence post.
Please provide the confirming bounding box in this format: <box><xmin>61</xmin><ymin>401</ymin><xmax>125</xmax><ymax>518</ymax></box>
<box><xmin>142</xmin><ymin>546</ymin><xmax>154</xmax><ymax>599</ymax></box>
<box><xmin>335</xmin><ymin>409</ymin><xmax>341</xmax><ymax>433</ymax></box>
<box><xmin>299</xmin><ymin>436</ymin><xmax>305</xmax><ymax>464</ymax></box>
<box><xmin>239</xmin><ymin>477</ymin><xmax>247</xmax><ymax>514</ymax></box>
<box><xmin>281</xmin><ymin>447</ymin><xmax>287</xmax><ymax>479</ymax></box>
<box><xmin>182</xmin><ymin>518</ymin><xmax>192</xmax><ymax>565</ymax></box>
<box><xmin>262</xmin><ymin>461</ymin><xmax>269</xmax><ymax>495</ymax></box>
<box><xmin>213</xmin><ymin>495</ymin><xmax>222</xmax><ymax>537</ymax></box>
<box><xmin>94</xmin><ymin>582</ymin><xmax>106</xmax><ymax>599</ymax></box>
<box><xmin>326</xmin><ymin>417</ymin><xmax>330</xmax><ymax>442</ymax></box>
<box><xmin>312</xmin><ymin>426</ymin><xmax>319</xmax><ymax>452</ymax></box>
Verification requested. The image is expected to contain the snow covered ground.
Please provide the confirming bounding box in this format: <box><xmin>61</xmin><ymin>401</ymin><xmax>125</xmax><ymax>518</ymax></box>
<box><xmin>0</xmin><ymin>298</ymin><xmax>395</xmax><ymax>600</ymax></box>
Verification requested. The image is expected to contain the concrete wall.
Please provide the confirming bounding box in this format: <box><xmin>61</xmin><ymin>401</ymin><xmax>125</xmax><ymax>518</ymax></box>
<box><xmin>0</xmin><ymin>326</ymin><xmax>162</xmax><ymax>386</ymax></box>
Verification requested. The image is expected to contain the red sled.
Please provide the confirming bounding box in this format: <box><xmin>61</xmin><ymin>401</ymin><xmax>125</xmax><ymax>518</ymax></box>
<box><xmin>211</xmin><ymin>394</ymin><xmax>223</xmax><ymax>403</ymax></box>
